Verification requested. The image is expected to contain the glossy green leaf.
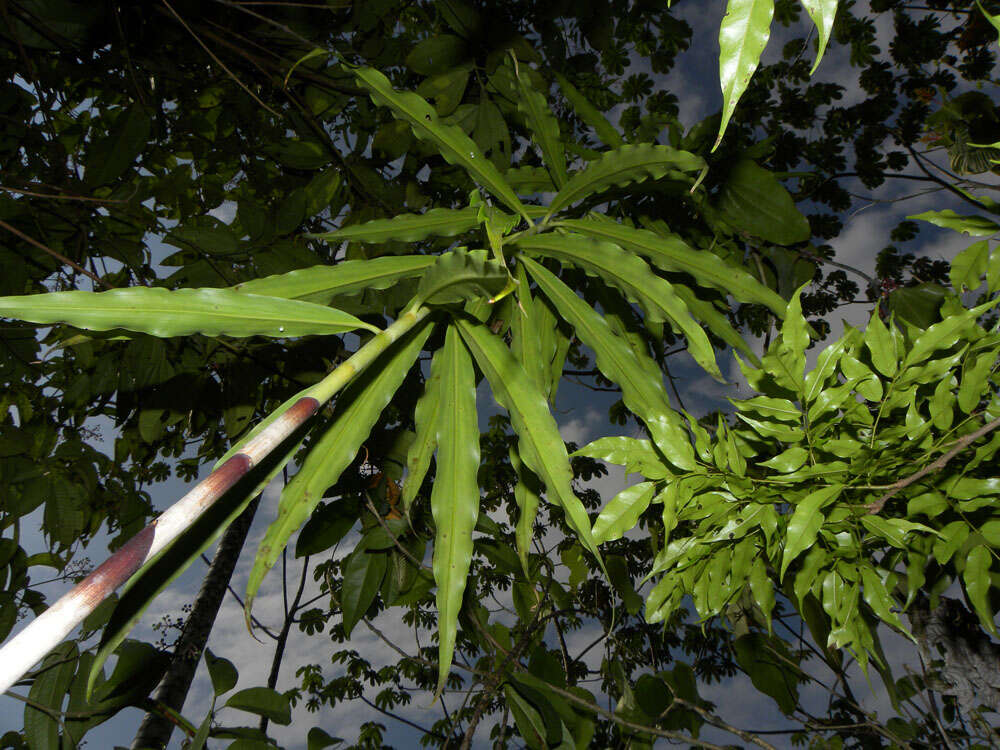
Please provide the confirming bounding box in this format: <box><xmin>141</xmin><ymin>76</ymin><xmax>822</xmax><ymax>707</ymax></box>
<box><xmin>553</xmin><ymin>72</ymin><xmax>623</xmax><ymax>148</ymax></box>
<box><xmin>959</xmin><ymin>351</ymin><xmax>995</xmax><ymax>413</ymax></box>
<box><xmin>402</xmin><ymin>344</ymin><xmax>445</xmax><ymax>512</ymax></box>
<box><xmin>718</xmin><ymin>159</ymin><xmax>810</xmax><ymax>244</ymax></box>
<box><xmin>340</xmin><ymin>538</ymin><xmax>389</xmax><ymax>637</ymax></box>
<box><xmin>295</xmin><ymin>499</ymin><xmax>357</xmax><ymax>557</ymax></box>
<box><xmin>430</xmin><ymin>325</ymin><xmax>480</xmax><ymax>698</ymax></box>
<box><xmin>0</xmin><ymin>287</ymin><xmax>380</xmax><ymax>338</ymax></box>
<box><xmin>510</xmin><ymin>447</ymin><xmax>541</xmax><ymax>577</ymax></box>
<box><xmin>524</xmin><ymin>258</ymin><xmax>697</xmax><ymax>469</ymax></box>
<box><xmin>903</xmin><ymin>298</ymin><xmax>997</xmax><ymax>369</ymax></box>
<box><xmin>963</xmin><ymin>545</ymin><xmax>997</xmax><ymax>635</ymax></box>
<box><xmin>515</xmin><ymin>65</ymin><xmax>567</xmax><ymax>188</ymax></box>
<box><xmin>733</xmin><ymin>395</ymin><xmax>802</xmax><ymax>421</ymax></box>
<box><xmin>415</xmin><ymin>248</ymin><xmax>508</xmax><ymax>305</ymax></box>
<box><xmin>767</xmin><ymin>285</ymin><xmax>810</xmax><ymax>392</ymax></box>
<box><xmin>859</xmin><ymin>567</ymin><xmax>906</xmax><ymax>633</ymax></box>
<box><xmin>799</xmin><ymin>0</ymin><xmax>838</xmax><ymax>74</ymax></box>
<box><xmin>231</xmin><ymin>255</ymin><xmax>437</xmax><ymax>305</ymax></box>
<box><xmin>572</xmin><ymin>436</ymin><xmax>672</xmax><ymax>480</ymax></box>
<box><xmin>715</xmin><ymin>0</ymin><xmax>776</xmax><ymax>151</ymax></box>
<box><xmin>749</xmin><ymin>556</ymin><xmax>775</xmax><ymax>632</ymax></box>
<box><xmin>863</xmin><ymin>308</ymin><xmax>897</xmax><ymax>377</ymax></box>
<box><xmin>225</xmin><ymin>686</ymin><xmax>292</xmax><ymax>725</ymax></box>
<box><xmin>245</xmin><ymin>320</ymin><xmax>433</xmax><ymax>619</ymax></box>
<box><xmin>760</xmin><ymin>446</ymin><xmax>809</xmax><ymax>473</ymax></box>
<box><xmin>560</xmin><ymin>217</ymin><xmax>785</xmax><ymax>315</ymax></box>
<box><xmin>672</xmin><ymin>284</ymin><xmax>764</xmax><ymax>366</ymax></box>
<box><xmin>351</xmin><ymin>66</ymin><xmax>529</xmax><ymax>220</ymax></box>
<box><xmin>909</xmin><ymin>209</ymin><xmax>1000</xmax><ymax>236</ymax></box>
<box><xmin>25</xmin><ymin>642</ymin><xmax>77</xmax><ymax>750</ymax></box>
<box><xmin>307</xmin><ymin>207</ymin><xmax>480</xmax><ymax>244</ymax></box>
<box><xmin>456</xmin><ymin>319</ymin><xmax>604</xmax><ymax>570</ymax></box>
<box><xmin>780</xmin><ymin>484</ymin><xmax>842</xmax><ymax>580</ymax></box>
<box><xmin>547</xmin><ymin>144</ymin><xmax>704</xmax><ymax>218</ymax></box>
<box><xmin>205</xmin><ymin>649</ymin><xmax>238</xmax><ymax>696</ymax></box>
<box><xmin>951</xmin><ymin>240</ymin><xmax>990</xmax><ymax>291</ymax></box>
<box><xmin>517</xmin><ymin>233</ymin><xmax>722</xmax><ymax>380</ymax></box>
<box><xmin>593</xmin><ymin>482</ymin><xmax>656</xmax><ymax>544</ymax></box>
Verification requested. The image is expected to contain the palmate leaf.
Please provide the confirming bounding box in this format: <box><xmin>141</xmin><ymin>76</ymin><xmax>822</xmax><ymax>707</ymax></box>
<box><xmin>231</xmin><ymin>256</ymin><xmax>436</xmax><ymax>305</ymax></box>
<box><xmin>430</xmin><ymin>326</ymin><xmax>480</xmax><ymax>698</ymax></box>
<box><xmin>0</xmin><ymin>287</ymin><xmax>380</xmax><ymax>338</ymax></box>
<box><xmin>523</xmin><ymin>258</ymin><xmax>697</xmax><ymax>470</ymax></box>
<box><xmin>515</xmin><ymin>63</ymin><xmax>568</xmax><ymax>189</ymax></box>
<box><xmin>715</xmin><ymin>0</ymin><xmax>775</xmax><ymax>151</ymax></box>
<box><xmin>455</xmin><ymin>319</ymin><xmax>604</xmax><ymax>571</ymax></box>
<box><xmin>306</xmin><ymin>207</ymin><xmax>480</xmax><ymax>244</ymax></box>
<box><xmin>799</xmin><ymin>0</ymin><xmax>838</xmax><ymax>74</ymax></box>
<box><xmin>350</xmin><ymin>66</ymin><xmax>529</xmax><ymax>221</ymax></box>
<box><xmin>516</xmin><ymin>232</ymin><xmax>723</xmax><ymax>380</ymax></box>
<box><xmin>559</xmin><ymin>217</ymin><xmax>786</xmax><ymax>316</ymax></box>
<box><xmin>244</xmin><ymin>319</ymin><xmax>434</xmax><ymax>620</ymax></box>
<box><xmin>546</xmin><ymin>144</ymin><xmax>705</xmax><ymax>218</ymax></box>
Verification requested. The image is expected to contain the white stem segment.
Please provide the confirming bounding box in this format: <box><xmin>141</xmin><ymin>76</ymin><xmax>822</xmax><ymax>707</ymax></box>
<box><xmin>0</xmin><ymin>306</ymin><xmax>431</xmax><ymax>695</ymax></box>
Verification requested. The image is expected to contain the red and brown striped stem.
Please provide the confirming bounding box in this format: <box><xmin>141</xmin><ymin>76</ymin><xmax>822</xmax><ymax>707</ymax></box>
<box><xmin>0</xmin><ymin>305</ymin><xmax>431</xmax><ymax>695</ymax></box>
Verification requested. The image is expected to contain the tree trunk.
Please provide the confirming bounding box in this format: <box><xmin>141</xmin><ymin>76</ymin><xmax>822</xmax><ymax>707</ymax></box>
<box><xmin>130</xmin><ymin>496</ymin><xmax>260</xmax><ymax>750</ymax></box>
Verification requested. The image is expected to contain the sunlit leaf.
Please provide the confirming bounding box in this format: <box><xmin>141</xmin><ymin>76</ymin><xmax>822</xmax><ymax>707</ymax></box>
<box><xmin>546</xmin><ymin>144</ymin><xmax>704</xmax><ymax>218</ymax></box>
<box><xmin>799</xmin><ymin>0</ymin><xmax>838</xmax><ymax>74</ymax></box>
<box><xmin>0</xmin><ymin>287</ymin><xmax>380</xmax><ymax>338</ymax></box>
<box><xmin>780</xmin><ymin>484</ymin><xmax>842</xmax><ymax>580</ymax></box>
<box><xmin>592</xmin><ymin>482</ymin><xmax>656</xmax><ymax>544</ymax></box>
<box><xmin>909</xmin><ymin>209</ymin><xmax>1000</xmax><ymax>236</ymax></box>
<box><xmin>430</xmin><ymin>326</ymin><xmax>480</xmax><ymax>697</ymax></box>
<box><xmin>351</xmin><ymin>65</ymin><xmax>529</xmax><ymax>220</ymax></box>
<box><xmin>715</xmin><ymin>0</ymin><xmax>775</xmax><ymax>151</ymax></box>
<box><xmin>456</xmin><ymin>319</ymin><xmax>604</xmax><ymax>571</ymax></box>
<box><xmin>307</xmin><ymin>207</ymin><xmax>480</xmax><ymax>244</ymax></box>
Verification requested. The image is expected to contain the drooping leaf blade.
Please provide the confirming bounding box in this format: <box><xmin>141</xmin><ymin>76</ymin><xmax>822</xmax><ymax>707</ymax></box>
<box><xmin>560</xmin><ymin>217</ymin><xmax>785</xmax><ymax>315</ymax></box>
<box><xmin>306</xmin><ymin>207</ymin><xmax>480</xmax><ymax>244</ymax></box>
<box><xmin>799</xmin><ymin>0</ymin><xmax>838</xmax><ymax>74</ymax></box>
<box><xmin>546</xmin><ymin>144</ymin><xmax>704</xmax><ymax>218</ymax></box>
<box><xmin>523</xmin><ymin>257</ymin><xmax>696</xmax><ymax>469</ymax></box>
<box><xmin>430</xmin><ymin>326</ymin><xmax>480</xmax><ymax>698</ymax></box>
<box><xmin>516</xmin><ymin>232</ymin><xmax>723</xmax><ymax>380</ymax></box>
<box><xmin>515</xmin><ymin>65</ymin><xmax>568</xmax><ymax>188</ymax></box>
<box><xmin>351</xmin><ymin>65</ymin><xmax>529</xmax><ymax>220</ymax></box>
<box><xmin>455</xmin><ymin>319</ymin><xmax>604</xmax><ymax>571</ymax></box>
<box><xmin>245</xmin><ymin>319</ymin><xmax>434</xmax><ymax>619</ymax></box>
<box><xmin>780</xmin><ymin>484</ymin><xmax>842</xmax><ymax>580</ymax></box>
<box><xmin>715</xmin><ymin>0</ymin><xmax>776</xmax><ymax>151</ymax></box>
<box><xmin>402</xmin><ymin>346</ymin><xmax>445</xmax><ymax>513</ymax></box>
<box><xmin>231</xmin><ymin>256</ymin><xmax>436</xmax><ymax>305</ymax></box>
<box><xmin>0</xmin><ymin>287</ymin><xmax>379</xmax><ymax>338</ymax></box>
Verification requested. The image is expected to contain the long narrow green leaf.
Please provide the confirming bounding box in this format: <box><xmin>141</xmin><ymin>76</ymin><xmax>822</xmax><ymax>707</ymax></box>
<box><xmin>515</xmin><ymin>65</ymin><xmax>568</xmax><ymax>188</ymax></box>
<box><xmin>511</xmin><ymin>264</ymin><xmax>548</xmax><ymax>395</ymax></box>
<box><xmin>401</xmin><ymin>345</ymin><xmax>445</xmax><ymax>513</ymax></box>
<box><xmin>553</xmin><ymin>72</ymin><xmax>623</xmax><ymax>148</ymax></box>
<box><xmin>0</xmin><ymin>287</ymin><xmax>379</xmax><ymax>338</ymax></box>
<box><xmin>560</xmin><ymin>217</ymin><xmax>786</xmax><ymax>315</ymax></box>
<box><xmin>592</xmin><ymin>482</ymin><xmax>656</xmax><ymax>544</ymax></box>
<box><xmin>715</xmin><ymin>0</ymin><xmax>775</xmax><ymax>151</ymax></box>
<box><xmin>306</xmin><ymin>207</ymin><xmax>480</xmax><ymax>244</ymax></box>
<box><xmin>510</xmin><ymin>447</ymin><xmax>541</xmax><ymax>578</ymax></box>
<box><xmin>231</xmin><ymin>256</ymin><xmax>436</xmax><ymax>305</ymax></box>
<box><xmin>546</xmin><ymin>144</ymin><xmax>704</xmax><ymax>218</ymax></box>
<box><xmin>671</xmin><ymin>284</ymin><xmax>763</xmax><ymax>367</ymax></box>
<box><xmin>245</xmin><ymin>319</ymin><xmax>434</xmax><ymax>619</ymax></box>
<box><xmin>351</xmin><ymin>66</ymin><xmax>529</xmax><ymax>221</ymax></box>
<box><xmin>455</xmin><ymin>319</ymin><xmax>604</xmax><ymax>571</ymax></box>
<box><xmin>799</xmin><ymin>0</ymin><xmax>838</xmax><ymax>74</ymax></box>
<box><xmin>524</xmin><ymin>258</ymin><xmax>696</xmax><ymax>470</ymax></box>
<box><xmin>430</xmin><ymin>325</ymin><xmax>480</xmax><ymax>698</ymax></box>
<box><xmin>516</xmin><ymin>232</ymin><xmax>723</xmax><ymax>380</ymax></box>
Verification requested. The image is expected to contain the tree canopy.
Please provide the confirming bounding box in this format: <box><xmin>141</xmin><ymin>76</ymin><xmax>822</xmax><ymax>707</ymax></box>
<box><xmin>1</xmin><ymin>1</ymin><xmax>1000</xmax><ymax>748</ymax></box>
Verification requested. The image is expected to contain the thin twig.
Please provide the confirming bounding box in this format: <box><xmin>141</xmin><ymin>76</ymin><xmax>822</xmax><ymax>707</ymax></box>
<box><xmin>867</xmin><ymin>415</ymin><xmax>1000</xmax><ymax>513</ymax></box>
<box><xmin>160</xmin><ymin>0</ymin><xmax>281</xmax><ymax>117</ymax></box>
<box><xmin>0</xmin><ymin>218</ymin><xmax>109</xmax><ymax>288</ymax></box>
